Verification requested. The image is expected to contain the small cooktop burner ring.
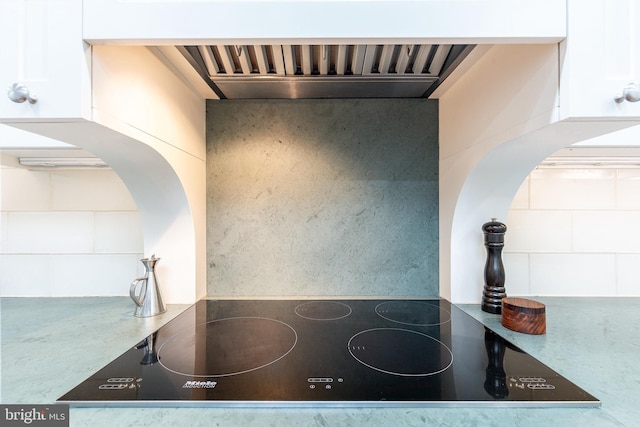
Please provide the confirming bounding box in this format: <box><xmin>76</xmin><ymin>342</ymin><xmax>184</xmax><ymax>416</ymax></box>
<box><xmin>375</xmin><ymin>300</ymin><xmax>451</xmax><ymax>326</ymax></box>
<box><xmin>348</xmin><ymin>327</ymin><xmax>454</xmax><ymax>377</ymax></box>
<box><xmin>157</xmin><ymin>316</ymin><xmax>298</xmax><ymax>378</ymax></box>
<box><xmin>294</xmin><ymin>301</ymin><xmax>352</xmax><ymax>320</ymax></box>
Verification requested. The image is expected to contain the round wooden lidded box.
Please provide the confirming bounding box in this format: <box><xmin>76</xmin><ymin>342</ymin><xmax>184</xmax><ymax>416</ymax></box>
<box><xmin>501</xmin><ymin>297</ymin><xmax>546</xmax><ymax>335</ymax></box>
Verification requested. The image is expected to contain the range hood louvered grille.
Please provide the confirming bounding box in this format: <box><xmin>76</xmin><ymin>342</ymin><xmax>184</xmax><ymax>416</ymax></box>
<box><xmin>184</xmin><ymin>43</ymin><xmax>473</xmax><ymax>99</ymax></box>
<box><xmin>197</xmin><ymin>44</ymin><xmax>451</xmax><ymax>77</ymax></box>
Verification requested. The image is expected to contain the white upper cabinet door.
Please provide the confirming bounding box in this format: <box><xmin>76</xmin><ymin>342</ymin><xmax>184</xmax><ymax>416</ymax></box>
<box><xmin>0</xmin><ymin>0</ymin><xmax>90</xmax><ymax>121</ymax></box>
<box><xmin>560</xmin><ymin>0</ymin><xmax>640</xmax><ymax>119</ymax></box>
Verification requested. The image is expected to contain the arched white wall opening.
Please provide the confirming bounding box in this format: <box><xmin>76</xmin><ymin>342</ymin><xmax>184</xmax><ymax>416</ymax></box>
<box><xmin>6</xmin><ymin>120</ymin><xmax>202</xmax><ymax>304</ymax></box>
<box><xmin>439</xmin><ymin>43</ymin><xmax>640</xmax><ymax>303</ymax></box>
<box><xmin>503</xmin><ymin>125</ymin><xmax>640</xmax><ymax>297</ymax></box>
<box><xmin>448</xmin><ymin>121</ymin><xmax>637</xmax><ymax>303</ymax></box>
<box><xmin>3</xmin><ymin>44</ymin><xmax>207</xmax><ymax>304</ymax></box>
<box><xmin>0</xmin><ymin>125</ymin><xmax>144</xmax><ymax>297</ymax></box>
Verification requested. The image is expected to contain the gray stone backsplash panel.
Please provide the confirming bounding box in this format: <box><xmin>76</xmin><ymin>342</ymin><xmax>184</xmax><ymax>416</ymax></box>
<box><xmin>206</xmin><ymin>99</ymin><xmax>438</xmax><ymax>296</ymax></box>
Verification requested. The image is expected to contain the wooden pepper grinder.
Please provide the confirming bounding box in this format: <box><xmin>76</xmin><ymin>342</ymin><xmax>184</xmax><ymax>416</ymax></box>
<box><xmin>481</xmin><ymin>218</ymin><xmax>507</xmax><ymax>314</ymax></box>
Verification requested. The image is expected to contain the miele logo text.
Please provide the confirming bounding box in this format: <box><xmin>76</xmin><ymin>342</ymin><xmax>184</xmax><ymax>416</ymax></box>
<box><xmin>2</xmin><ymin>405</ymin><xmax>68</xmax><ymax>425</ymax></box>
<box><xmin>183</xmin><ymin>381</ymin><xmax>217</xmax><ymax>389</ymax></box>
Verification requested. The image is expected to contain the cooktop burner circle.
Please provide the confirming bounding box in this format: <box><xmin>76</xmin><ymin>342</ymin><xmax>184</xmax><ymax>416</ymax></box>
<box><xmin>375</xmin><ymin>300</ymin><xmax>451</xmax><ymax>326</ymax></box>
<box><xmin>295</xmin><ymin>301</ymin><xmax>352</xmax><ymax>320</ymax></box>
<box><xmin>348</xmin><ymin>328</ymin><xmax>453</xmax><ymax>377</ymax></box>
<box><xmin>157</xmin><ymin>317</ymin><xmax>297</xmax><ymax>377</ymax></box>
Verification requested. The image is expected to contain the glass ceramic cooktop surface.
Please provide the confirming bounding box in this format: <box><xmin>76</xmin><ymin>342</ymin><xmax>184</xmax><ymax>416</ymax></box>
<box><xmin>58</xmin><ymin>299</ymin><xmax>599</xmax><ymax>407</ymax></box>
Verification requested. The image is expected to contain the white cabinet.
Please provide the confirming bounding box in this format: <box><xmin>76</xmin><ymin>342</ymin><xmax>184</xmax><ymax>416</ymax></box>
<box><xmin>0</xmin><ymin>0</ymin><xmax>89</xmax><ymax>121</ymax></box>
<box><xmin>560</xmin><ymin>0</ymin><xmax>640</xmax><ymax>119</ymax></box>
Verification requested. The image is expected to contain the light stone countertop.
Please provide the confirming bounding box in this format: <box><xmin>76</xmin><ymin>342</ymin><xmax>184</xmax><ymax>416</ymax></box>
<box><xmin>1</xmin><ymin>297</ymin><xmax>638</xmax><ymax>426</ymax></box>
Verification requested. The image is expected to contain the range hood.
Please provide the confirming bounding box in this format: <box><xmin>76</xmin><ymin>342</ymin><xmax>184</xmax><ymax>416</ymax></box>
<box><xmin>179</xmin><ymin>44</ymin><xmax>474</xmax><ymax>99</ymax></box>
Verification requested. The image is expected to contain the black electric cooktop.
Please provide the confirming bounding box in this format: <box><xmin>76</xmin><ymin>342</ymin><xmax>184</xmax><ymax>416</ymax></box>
<box><xmin>58</xmin><ymin>299</ymin><xmax>599</xmax><ymax>407</ymax></box>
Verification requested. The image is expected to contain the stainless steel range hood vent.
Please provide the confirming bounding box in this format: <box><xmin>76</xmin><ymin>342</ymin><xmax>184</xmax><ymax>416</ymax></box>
<box><xmin>181</xmin><ymin>44</ymin><xmax>473</xmax><ymax>99</ymax></box>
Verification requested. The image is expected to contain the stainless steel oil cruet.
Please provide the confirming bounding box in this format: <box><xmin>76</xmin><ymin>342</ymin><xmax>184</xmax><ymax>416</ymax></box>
<box><xmin>130</xmin><ymin>254</ymin><xmax>166</xmax><ymax>317</ymax></box>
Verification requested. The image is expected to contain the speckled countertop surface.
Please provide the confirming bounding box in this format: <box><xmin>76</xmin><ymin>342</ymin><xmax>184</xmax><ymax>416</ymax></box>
<box><xmin>2</xmin><ymin>297</ymin><xmax>638</xmax><ymax>426</ymax></box>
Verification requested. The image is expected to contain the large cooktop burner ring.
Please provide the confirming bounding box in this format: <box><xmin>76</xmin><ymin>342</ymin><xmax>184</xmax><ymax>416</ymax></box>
<box><xmin>157</xmin><ymin>316</ymin><xmax>298</xmax><ymax>378</ymax></box>
<box><xmin>348</xmin><ymin>327</ymin><xmax>454</xmax><ymax>377</ymax></box>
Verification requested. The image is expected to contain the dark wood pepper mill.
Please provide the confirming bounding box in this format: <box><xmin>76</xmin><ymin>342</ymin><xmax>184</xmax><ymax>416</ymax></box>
<box><xmin>481</xmin><ymin>218</ymin><xmax>507</xmax><ymax>314</ymax></box>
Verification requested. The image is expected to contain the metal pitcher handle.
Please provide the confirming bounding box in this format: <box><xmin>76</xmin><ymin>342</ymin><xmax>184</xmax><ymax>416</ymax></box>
<box><xmin>130</xmin><ymin>278</ymin><xmax>147</xmax><ymax>307</ymax></box>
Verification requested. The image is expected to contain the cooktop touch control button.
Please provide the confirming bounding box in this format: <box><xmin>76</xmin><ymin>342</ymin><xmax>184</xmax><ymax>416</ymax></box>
<box><xmin>308</xmin><ymin>377</ymin><xmax>333</xmax><ymax>383</ymax></box>
<box><xmin>519</xmin><ymin>377</ymin><xmax>546</xmax><ymax>383</ymax></box>
<box><xmin>107</xmin><ymin>378</ymin><xmax>135</xmax><ymax>383</ymax></box>
<box><xmin>528</xmin><ymin>384</ymin><xmax>556</xmax><ymax>390</ymax></box>
<box><xmin>99</xmin><ymin>384</ymin><xmax>128</xmax><ymax>390</ymax></box>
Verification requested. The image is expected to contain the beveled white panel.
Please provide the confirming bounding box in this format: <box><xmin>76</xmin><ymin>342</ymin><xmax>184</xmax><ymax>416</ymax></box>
<box><xmin>617</xmin><ymin>254</ymin><xmax>640</xmax><ymax>296</ymax></box>
<box><xmin>6</xmin><ymin>211</ymin><xmax>93</xmax><ymax>253</ymax></box>
<box><xmin>0</xmin><ymin>254</ymin><xmax>51</xmax><ymax>296</ymax></box>
<box><xmin>529</xmin><ymin>168</ymin><xmax>616</xmax><ymax>210</ymax></box>
<box><xmin>50</xmin><ymin>254</ymin><xmax>140</xmax><ymax>296</ymax></box>
<box><xmin>573</xmin><ymin>211</ymin><xmax>640</xmax><ymax>253</ymax></box>
<box><xmin>0</xmin><ymin>167</ymin><xmax>51</xmax><ymax>211</ymax></box>
<box><xmin>0</xmin><ymin>211</ymin><xmax>6</xmax><ymax>252</ymax></box>
<box><xmin>505</xmin><ymin>210</ymin><xmax>572</xmax><ymax>252</ymax></box>
<box><xmin>52</xmin><ymin>170</ymin><xmax>137</xmax><ymax>211</ymax></box>
<box><xmin>502</xmin><ymin>252</ymin><xmax>530</xmax><ymax>296</ymax></box>
<box><xmin>616</xmin><ymin>169</ymin><xmax>640</xmax><ymax>210</ymax></box>
<box><xmin>530</xmin><ymin>253</ymin><xmax>616</xmax><ymax>296</ymax></box>
<box><xmin>509</xmin><ymin>176</ymin><xmax>529</xmax><ymax>209</ymax></box>
<box><xmin>94</xmin><ymin>212</ymin><xmax>143</xmax><ymax>253</ymax></box>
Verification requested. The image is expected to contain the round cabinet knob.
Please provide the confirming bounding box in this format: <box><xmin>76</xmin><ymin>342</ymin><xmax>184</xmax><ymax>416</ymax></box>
<box><xmin>7</xmin><ymin>83</ymin><xmax>38</xmax><ymax>104</ymax></box>
<box><xmin>614</xmin><ymin>82</ymin><xmax>640</xmax><ymax>103</ymax></box>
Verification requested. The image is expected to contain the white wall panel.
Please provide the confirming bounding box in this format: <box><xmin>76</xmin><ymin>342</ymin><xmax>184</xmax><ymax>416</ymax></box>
<box><xmin>52</xmin><ymin>171</ymin><xmax>137</xmax><ymax>211</ymax></box>
<box><xmin>530</xmin><ymin>168</ymin><xmax>616</xmax><ymax>210</ymax></box>
<box><xmin>573</xmin><ymin>211</ymin><xmax>640</xmax><ymax>253</ymax></box>
<box><xmin>616</xmin><ymin>169</ymin><xmax>640</xmax><ymax>210</ymax></box>
<box><xmin>50</xmin><ymin>254</ymin><xmax>140</xmax><ymax>296</ymax></box>
<box><xmin>0</xmin><ymin>168</ymin><xmax>51</xmax><ymax>211</ymax></box>
<box><xmin>0</xmin><ymin>254</ymin><xmax>51</xmax><ymax>296</ymax></box>
<box><xmin>505</xmin><ymin>210</ymin><xmax>572</xmax><ymax>252</ymax></box>
<box><xmin>530</xmin><ymin>253</ymin><xmax>616</xmax><ymax>296</ymax></box>
<box><xmin>94</xmin><ymin>212</ymin><xmax>142</xmax><ymax>253</ymax></box>
<box><xmin>510</xmin><ymin>177</ymin><xmax>529</xmax><ymax>210</ymax></box>
<box><xmin>0</xmin><ymin>212</ymin><xmax>6</xmax><ymax>251</ymax></box>
<box><xmin>617</xmin><ymin>254</ymin><xmax>640</xmax><ymax>296</ymax></box>
<box><xmin>6</xmin><ymin>212</ymin><xmax>93</xmax><ymax>253</ymax></box>
<box><xmin>502</xmin><ymin>252</ymin><xmax>530</xmax><ymax>295</ymax></box>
